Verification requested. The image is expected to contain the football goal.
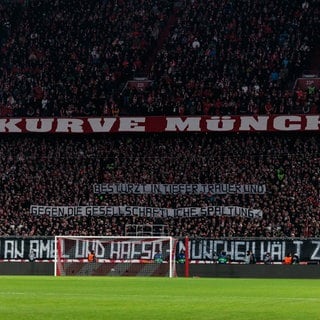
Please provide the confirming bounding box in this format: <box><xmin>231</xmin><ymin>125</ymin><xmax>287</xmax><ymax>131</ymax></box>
<box><xmin>54</xmin><ymin>236</ymin><xmax>177</xmax><ymax>277</ymax></box>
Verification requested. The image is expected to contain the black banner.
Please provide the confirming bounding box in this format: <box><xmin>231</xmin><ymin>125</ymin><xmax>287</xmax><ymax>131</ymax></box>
<box><xmin>176</xmin><ymin>238</ymin><xmax>320</xmax><ymax>263</ymax></box>
<box><xmin>0</xmin><ymin>237</ymin><xmax>55</xmax><ymax>260</ymax></box>
<box><xmin>1</xmin><ymin>237</ymin><xmax>320</xmax><ymax>262</ymax></box>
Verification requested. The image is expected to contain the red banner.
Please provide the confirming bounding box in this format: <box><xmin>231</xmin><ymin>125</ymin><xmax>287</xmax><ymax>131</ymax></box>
<box><xmin>1</xmin><ymin>115</ymin><xmax>320</xmax><ymax>133</ymax></box>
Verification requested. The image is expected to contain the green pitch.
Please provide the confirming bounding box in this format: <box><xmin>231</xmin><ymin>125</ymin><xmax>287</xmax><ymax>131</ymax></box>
<box><xmin>0</xmin><ymin>276</ymin><xmax>319</xmax><ymax>320</ymax></box>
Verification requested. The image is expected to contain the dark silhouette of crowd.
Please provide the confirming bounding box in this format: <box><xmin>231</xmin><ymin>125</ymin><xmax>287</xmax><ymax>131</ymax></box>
<box><xmin>0</xmin><ymin>0</ymin><xmax>173</xmax><ymax>117</ymax></box>
<box><xmin>0</xmin><ymin>1</ymin><xmax>320</xmax><ymax>239</ymax></box>
<box><xmin>0</xmin><ymin>133</ymin><xmax>319</xmax><ymax>238</ymax></box>
<box><xmin>0</xmin><ymin>0</ymin><xmax>319</xmax><ymax>117</ymax></box>
<box><xmin>138</xmin><ymin>0</ymin><xmax>320</xmax><ymax>116</ymax></box>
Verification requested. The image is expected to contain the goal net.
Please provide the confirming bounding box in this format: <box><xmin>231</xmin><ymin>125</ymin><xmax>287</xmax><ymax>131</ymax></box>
<box><xmin>54</xmin><ymin>236</ymin><xmax>176</xmax><ymax>277</ymax></box>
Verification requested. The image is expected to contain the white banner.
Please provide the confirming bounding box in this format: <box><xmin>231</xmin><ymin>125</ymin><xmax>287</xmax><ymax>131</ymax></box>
<box><xmin>93</xmin><ymin>183</ymin><xmax>266</xmax><ymax>195</ymax></box>
<box><xmin>30</xmin><ymin>205</ymin><xmax>263</xmax><ymax>219</ymax></box>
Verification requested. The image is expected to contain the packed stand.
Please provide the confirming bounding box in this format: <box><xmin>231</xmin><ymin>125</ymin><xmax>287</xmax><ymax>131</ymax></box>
<box><xmin>0</xmin><ymin>0</ymin><xmax>173</xmax><ymax>117</ymax></box>
<box><xmin>0</xmin><ymin>133</ymin><xmax>319</xmax><ymax>238</ymax></box>
<box><xmin>123</xmin><ymin>0</ymin><xmax>320</xmax><ymax>116</ymax></box>
<box><xmin>0</xmin><ymin>0</ymin><xmax>319</xmax><ymax>117</ymax></box>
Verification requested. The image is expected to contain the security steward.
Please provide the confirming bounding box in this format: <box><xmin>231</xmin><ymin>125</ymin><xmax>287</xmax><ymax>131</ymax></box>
<box><xmin>283</xmin><ymin>253</ymin><xmax>292</xmax><ymax>264</ymax></box>
<box><xmin>88</xmin><ymin>250</ymin><xmax>96</xmax><ymax>262</ymax></box>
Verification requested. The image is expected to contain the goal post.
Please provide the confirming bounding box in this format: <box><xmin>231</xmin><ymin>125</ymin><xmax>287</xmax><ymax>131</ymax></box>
<box><xmin>54</xmin><ymin>236</ymin><xmax>177</xmax><ymax>277</ymax></box>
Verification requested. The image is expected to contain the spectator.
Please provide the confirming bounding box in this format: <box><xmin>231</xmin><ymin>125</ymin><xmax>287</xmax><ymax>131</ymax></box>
<box><xmin>154</xmin><ymin>251</ymin><xmax>163</xmax><ymax>263</ymax></box>
<box><xmin>292</xmin><ymin>253</ymin><xmax>300</xmax><ymax>265</ymax></box>
<box><xmin>263</xmin><ymin>252</ymin><xmax>272</xmax><ymax>265</ymax></box>
<box><xmin>218</xmin><ymin>251</ymin><xmax>229</xmax><ymax>264</ymax></box>
<box><xmin>245</xmin><ymin>250</ymin><xmax>256</xmax><ymax>264</ymax></box>
<box><xmin>28</xmin><ymin>250</ymin><xmax>36</xmax><ymax>262</ymax></box>
<box><xmin>176</xmin><ymin>250</ymin><xmax>186</xmax><ymax>264</ymax></box>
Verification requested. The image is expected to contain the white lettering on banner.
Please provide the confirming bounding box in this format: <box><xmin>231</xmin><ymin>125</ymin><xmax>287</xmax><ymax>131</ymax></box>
<box><xmin>118</xmin><ymin>117</ymin><xmax>146</xmax><ymax>132</ymax></box>
<box><xmin>310</xmin><ymin>241</ymin><xmax>320</xmax><ymax>260</ymax></box>
<box><xmin>292</xmin><ymin>240</ymin><xmax>303</xmax><ymax>258</ymax></box>
<box><xmin>87</xmin><ymin>118</ymin><xmax>117</xmax><ymax>132</ymax></box>
<box><xmin>29</xmin><ymin>239</ymin><xmax>56</xmax><ymax>259</ymax></box>
<box><xmin>30</xmin><ymin>205</ymin><xmax>263</xmax><ymax>219</ymax></box>
<box><xmin>4</xmin><ymin>240</ymin><xmax>24</xmax><ymax>259</ymax></box>
<box><xmin>72</xmin><ymin>240</ymin><xmax>165</xmax><ymax>259</ymax></box>
<box><xmin>238</xmin><ymin>116</ymin><xmax>268</xmax><ymax>131</ymax></box>
<box><xmin>2</xmin><ymin>115</ymin><xmax>320</xmax><ymax>133</ymax></box>
<box><xmin>0</xmin><ymin>118</ymin><xmax>22</xmax><ymax>132</ymax></box>
<box><xmin>55</xmin><ymin>118</ymin><xmax>84</xmax><ymax>133</ymax></box>
<box><xmin>93</xmin><ymin>183</ymin><xmax>266</xmax><ymax>195</ymax></box>
<box><xmin>177</xmin><ymin>240</ymin><xmax>291</xmax><ymax>262</ymax></box>
<box><xmin>304</xmin><ymin>115</ymin><xmax>320</xmax><ymax>130</ymax></box>
<box><xmin>2</xmin><ymin>239</ymin><xmax>55</xmax><ymax>259</ymax></box>
<box><xmin>234</xmin><ymin>241</ymin><xmax>246</xmax><ymax>260</ymax></box>
<box><xmin>25</xmin><ymin>119</ymin><xmax>54</xmax><ymax>132</ymax></box>
<box><xmin>75</xmin><ymin>240</ymin><xmax>88</xmax><ymax>258</ymax></box>
<box><xmin>206</xmin><ymin>116</ymin><xmax>236</xmax><ymax>131</ymax></box>
<box><xmin>1</xmin><ymin>238</ymin><xmax>320</xmax><ymax>262</ymax></box>
<box><xmin>273</xmin><ymin>116</ymin><xmax>302</xmax><ymax>131</ymax></box>
<box><xmin>165</xmin><ymin>117</ymin><xmax>201</xmax><ymax>131</ymax></box>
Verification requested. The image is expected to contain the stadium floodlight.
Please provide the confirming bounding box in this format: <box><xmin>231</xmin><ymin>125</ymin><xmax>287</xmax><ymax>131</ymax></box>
<box><xmin>54</xmin><ymin>236</ymin><xmax>177</xmax><ymax>277</ymax></box>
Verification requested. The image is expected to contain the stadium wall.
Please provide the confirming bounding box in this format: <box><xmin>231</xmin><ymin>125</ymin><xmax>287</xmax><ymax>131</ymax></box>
<box><xmin>175</xmin><ymin>264</ymin><xmax>320</xmax><ymax>279</ymax></box>
<box><xmin>0</xmin><ymin>263</ymin><xmax>319</xmax><ymax>278</ymax></box>
<box><xmin>0</xmin><ymin>262</ymin><xmax>54</xmax><ymax>275</ymax></box>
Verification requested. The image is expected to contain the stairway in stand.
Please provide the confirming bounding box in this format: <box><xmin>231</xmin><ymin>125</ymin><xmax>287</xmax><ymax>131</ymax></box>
<box><xmin>143</xmin><ymin>8</ymin><xmax>179</xmax><ymax>77</ymax></box>
<box><xmin>307</xmin><ymin>46</ymin><xmax>320</xmax><ymax>76</ymax></box>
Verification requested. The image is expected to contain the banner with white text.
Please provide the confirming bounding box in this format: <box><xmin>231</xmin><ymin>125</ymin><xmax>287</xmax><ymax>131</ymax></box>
<box><xmin>93</xmin><ymin>183</ymin><xmax>266</xmax><ymax>195</ymax></box>
<box><xmin>30</xmin><ymin>205</ymin><xmax>263</xmax><ymax>219</ymax></box>
<box><xmin>1</xmin><ymin>115</ymin><xmax>320</xmax><ymax>133</ymax></box>
<box><xmin>1</xmin><ymin>237</ymin><xmax>320</xmax><ymax>263</ymax></box>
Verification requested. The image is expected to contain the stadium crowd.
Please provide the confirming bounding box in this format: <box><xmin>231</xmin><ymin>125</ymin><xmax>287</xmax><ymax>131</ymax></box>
<box><xmin>0</xmin><ymin>0</ymin><xmax>319</xmax><ymax>240</ymax></box>
<box><xmin>139</xmin><ymin>0</ymin><xmax>320</xmax><ymax>116</ymax></box>
<box><xmin>0</xmin><ymin>0</ymin><xmax>319</xmax><ymax>117</ymax></box>
<box><xmin>0</xmin><ymin>0</ymin><xmax>173</xmax><ymax>117</ymax></box>
<box><xmin>0</xmin><ymin>133</ymin><xmax>319</xmax><ymax>238</ymax></box>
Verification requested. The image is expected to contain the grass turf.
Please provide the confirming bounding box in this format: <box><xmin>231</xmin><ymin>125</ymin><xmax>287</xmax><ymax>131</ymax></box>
<box><xmin>0</xmin><ymin>276</ymin><xmax>319</xmax><ymax>320</ymax></box>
